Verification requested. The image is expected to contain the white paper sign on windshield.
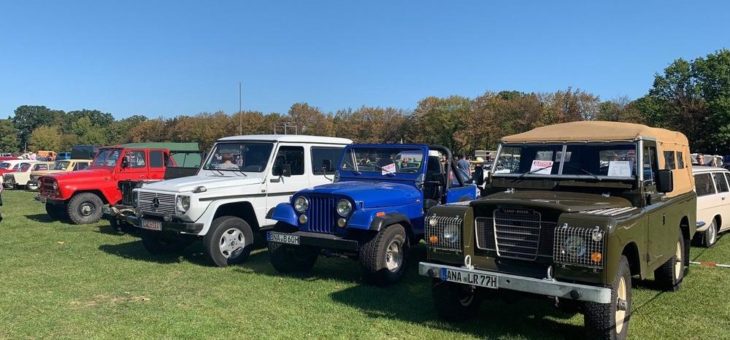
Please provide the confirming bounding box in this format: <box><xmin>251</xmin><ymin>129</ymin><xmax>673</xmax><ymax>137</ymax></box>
<box><xmin>382</xmin><ymin>163</ymin><xmax>396</xmax><ymax>175</ymax></box>
<box><xmin>607</xmin><ymin>161</ymin><xmax>631</xmax><ymax>177</ymax></box>
<box><xmin>530</xmin><ymin>160</ymin><xmax>553</xmax><ymax>174</ymax></box>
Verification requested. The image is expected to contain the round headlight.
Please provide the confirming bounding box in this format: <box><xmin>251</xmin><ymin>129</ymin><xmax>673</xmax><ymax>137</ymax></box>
<box><xmin>176</xmin><ymin>195</ymin><xmax>190</xmax><ymax>213</ymax></box>
<box><xmin>294</xmin><ymin>197</ymin><xmax>309</xmax><ymax>213</ymax></box>
<box><xmin>443</xmin><ymin>225</ymin><xmax>460</xmax><ymax>244</ymax></box>
<box><xmin>336</xmin><ymin>199</ymin><xmax>352</xmax><ymax>217</ymax></box>
<box><xmin>563</xmin><ymin>235</ymin><xmax>587</xmax><ymax>258</ymax></box>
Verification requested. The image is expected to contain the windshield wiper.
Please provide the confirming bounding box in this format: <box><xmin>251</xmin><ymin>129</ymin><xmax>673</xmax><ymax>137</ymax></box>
<box><xmin>565</xmin><ymin>164</ymin><xmax>600</xmax><ymax>181</ymax></box>
<box><xmin>204</xmin><ymin>166</ymin><xmax>225</xmax><ymax>176</ymax></box>
<box><xmin>518</xmin><ymin>165</ymin><xmax>553</xmax><ymax>179</ymax></box>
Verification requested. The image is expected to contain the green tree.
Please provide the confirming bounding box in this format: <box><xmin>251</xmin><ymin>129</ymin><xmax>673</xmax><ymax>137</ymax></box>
<box><xmin>0</xmin><ymin>119</ymin><xmax>19</xmax><ymax>152</ymax></box>
<box><xmin>287</xmin><ymin>103</ymin><xmax>334</xmax><ymax>136</ymax></box>
<box><xmin>11</xmin><ymin>105</ymin><xmax>64</xmax><ymax>150</ymax></box>
<box><xmin>29</xmin><ymin>125</ymin><xmax>62</xmax><ymax>151</ymax></box>
<box><xmin>413</xmin><ymin>96</ymin><xmax>472</xmax><ymax>155</ymax></box>
<box><xmin>72</xmin><ymin>117</ymin><xmax>109</xmax><ymax>145</ymax></box>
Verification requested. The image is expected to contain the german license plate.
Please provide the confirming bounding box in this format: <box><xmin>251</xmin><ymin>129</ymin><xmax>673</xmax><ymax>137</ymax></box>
<box><xmin>267</xmin><ymin>231</ymin><xmax>300</xmax><ymax>245</ymax></box>
<box><xmin>440</xmin><ymin>268</ymin><xmax>498</xmax><ymax>289</ymax></box>
<box><xmin>141</xmin><ymin>219</ymin><xmax>162</xmax><ymax>231</ymax></box>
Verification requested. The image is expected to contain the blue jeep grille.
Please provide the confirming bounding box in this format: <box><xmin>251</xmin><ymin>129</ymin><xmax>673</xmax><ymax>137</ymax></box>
<box><xmin>303</xmin><ymin>195</ymin><xmax>337</xmax><ymax>234</ymax></box>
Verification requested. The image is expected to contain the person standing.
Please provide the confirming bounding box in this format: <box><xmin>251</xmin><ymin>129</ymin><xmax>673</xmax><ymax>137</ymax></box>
<box><xmin>457</xmin><ymin>154</ymin><xmax>471</xmax><ymax>175</ymax></box>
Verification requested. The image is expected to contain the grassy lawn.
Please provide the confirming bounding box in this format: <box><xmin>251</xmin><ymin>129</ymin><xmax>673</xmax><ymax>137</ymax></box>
<box><xmin>1</xmin><ymin>190</ymin><xmax>729</xmax><ymax>339</ymax></box>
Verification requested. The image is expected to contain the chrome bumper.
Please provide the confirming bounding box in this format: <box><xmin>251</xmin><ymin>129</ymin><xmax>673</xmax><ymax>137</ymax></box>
<box><xmin>419</xmin><ymin>262</ymin><xmax>612</xmax><ymax>304</ymax></box>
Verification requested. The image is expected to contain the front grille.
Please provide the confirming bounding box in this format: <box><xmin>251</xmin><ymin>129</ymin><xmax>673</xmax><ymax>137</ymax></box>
<box><xmin>426</xmin><ymin>215</ymin><xmax>463</xmax><ymax>251</ymax></box>
<box><xmin>138</xmin><ymin>192</ymin><xmax>175</xmax><ymax>215</ymax></box>
<box><xmin>475</xmin><ymin>208</ymin><xmax>557</xmax><ymax>261</ymax></box>
<box><xmin>40</xmin><ymin>177</ymin><xmax>57</xmax><ymax>197</ymax></box>
<box><xmin>303</xmin><ymin>195</ymin><xmax>337</xmax><ymax>234</ymax></box>
<box><xmin>553</xmin><ymin>225</ymin><xmax>605</xmax><ymax>269</ymax></box>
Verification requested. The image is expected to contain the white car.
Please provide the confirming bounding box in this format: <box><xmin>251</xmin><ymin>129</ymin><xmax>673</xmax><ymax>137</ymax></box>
<box><xmin>3</xmin><ymin>162</ymin><xmax>53</xmax><ymax>189</ymax></box>
<box><xmin>693</xmin><ymin>166</ymin><xmax>730</xmax><ymax>247</ymax></box>
<box><xmin>133</xmin><ymin>134</ymin><xmax>352</xmax><ymax>266</ymax></box>
<box><xmin>0</xmin><ymin>160</ymin><xmax>39</xmax><ymax>188</ymax></box>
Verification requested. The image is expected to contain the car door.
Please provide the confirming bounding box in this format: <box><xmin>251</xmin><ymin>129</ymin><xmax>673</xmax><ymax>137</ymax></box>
<box><xmin>644</xmin><ymin>144</ymin><xmax>673</xmax><ymax>268</ymax></box>
<box><xmin>119</xmin><ymin>149</ymin><xmax>149</xmax><ymax>181</ymax></box>
<box><xmin>309</xmin><ymin>146</ymin><xmax>345</xmax><ymax>186</ymax></box>
<box><xmin>445</xmin><ymin>164</ymin><xmax>477</xmax><ymax>203</ymax></box>
<box><xmin>716</xmin><ymin>171</ymin><xmax>730</xmax><ymax>232</ymax></box>
<box><xmin>265</xmin><ymin>144</ymin><xmax>309</xmax><ymax>226</ymax></box>
<box><xmin>695</xmin><ymin>172</ymin><xmax>718</xmax><ymax>232</ymax></box>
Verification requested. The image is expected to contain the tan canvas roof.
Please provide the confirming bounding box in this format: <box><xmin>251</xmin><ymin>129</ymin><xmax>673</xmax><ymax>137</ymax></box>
<box><xmin>501</xmin><ymin>121</ymin><xmax>689</xmax><ymax>146</ymax></box>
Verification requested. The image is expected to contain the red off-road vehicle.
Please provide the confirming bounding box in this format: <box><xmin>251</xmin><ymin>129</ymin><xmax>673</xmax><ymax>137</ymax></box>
<box><xmin>38</xmin><ymin>143</ymin><xmax>200</xmax><ymax>225</ymax></box>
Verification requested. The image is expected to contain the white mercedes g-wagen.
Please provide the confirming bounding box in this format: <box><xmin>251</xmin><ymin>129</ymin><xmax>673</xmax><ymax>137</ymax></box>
<box><xmin>132</xmin><ymin>135</ymin><xmax>352</xmax><ymax>266</ymax></box>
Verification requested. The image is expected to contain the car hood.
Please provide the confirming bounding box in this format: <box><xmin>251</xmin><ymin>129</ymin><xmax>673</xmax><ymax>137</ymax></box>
<box><xmin>47</xmin><ymin>168</ymin><xmax>113</xmax><ymax>182</ymax></box>
<box><xmin>139</xmin><ymin>175</ymin><xmax>264</xmax><ymax>193</ymax></box>
<box><xmin>478</xmin><ymin>190</ymin><xmax>632</xmax><ymax>213</ymax></box>
<box><xmin>32</xmin><ymin>170</ymin><xmax>65</xmax><ymax>176</ymax></box>
<box><xmin>298</xmin><ymin>181</ymin><xmax>421</xmax><ymax>209</ymax></box>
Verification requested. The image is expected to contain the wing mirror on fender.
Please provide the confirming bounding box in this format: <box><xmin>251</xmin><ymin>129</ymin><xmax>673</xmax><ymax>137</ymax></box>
<box><xmin>121</xmin><ymin>157</ymin><xmax>129</xmax><ymax>169</ymax></box>
<box><xmin>656</xmin><ymin>169</ymin><xmax>674</xmax><ymax>193</ymax></box>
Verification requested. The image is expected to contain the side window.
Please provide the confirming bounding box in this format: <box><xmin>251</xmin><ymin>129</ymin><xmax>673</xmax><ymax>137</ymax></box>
<box><xmin>20</xmin><ymin>163</ymin><xmax>31</xmax><ymax>171</ymax></box>
<box><xmin>150</xmin><ymin>151</ymin><xmax>164</xmax><ymax>168</ymax></box>
<box><xmin>126</xmin><ymin>151</ymin><xmax>146</xmax><ymax>168</ymax></box>
<box><xmin>713</xmin><ymin>172</ymin><xmax>729</xmax><ymax>193</ymax></box>
<box><xmin>311</xmin><ymin>147</ymin><xmax>343</xmax><ymax>175</ymax></box>
<box><xmin>695</xmin><ymin>173</ymin><xmax>716</xmax><ymax>196</ymax></box>
<box><xmin>273</xmin><ymin>146</ymin><xmax>305</xmax><ymax>176</ymax></box>
<box><xmin>643</xmin><ymin>145</ymin><xmax>658</xmax><ymax>184</ymax></box>
<box><xmin>663</xmin><ymin>151</ymin><xmax>676</xmax><ymax>170</ymax></box>
<box><xmin>677</xmin><ymin>151</ymin><xmax>685</xmax><ymax>169</ymax></box>
<box><xmin>74</xmin><ymin>162</ymin><xmax>89</xmax><ymax>171</ymax></box>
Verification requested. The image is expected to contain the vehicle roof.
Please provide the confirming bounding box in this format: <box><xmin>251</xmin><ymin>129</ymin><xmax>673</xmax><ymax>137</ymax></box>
<box><xmin>217</xmin><ymin>134</ymin><xmax>352</xmax><ymax>144</ymax></box>
<box><xmin>115</xmin><ymin>142</ymin><xmax>200</xmax><ymax>152</ymax></box>
<box><xmin>692</xmin><ymin>166</ymin><xmax>729</xmax><ymax>174</ymax></box>
<box><xmin>501</xmin><ymin>121</ymin><xmax>690</xmax><ymax>145</ymax></box>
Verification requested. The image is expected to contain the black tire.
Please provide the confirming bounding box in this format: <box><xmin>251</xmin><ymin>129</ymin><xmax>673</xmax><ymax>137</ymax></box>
<box><xmin>654</xmin><ymin>232</ymin><xmax>686</xmax><ymax>291</ymax></box>
<box><xmin>431</xmin><ymin>279</ymin><xmax>481</xmax><ymax>321</ymax></box>
<box><xmin>584</xmin><ymin>255</ymin><xmax>632</xmax><ymax>340</ymax></box>
<box><xmin>359</xmin><ymin>224</ymin><xmax>407</xmax><ymax>286</ymax></box>
<box><xmin>4</xmin><ymin>181</ymin><xmax>15</xmax><ymax>190</ymax></box>
<box><xmin>702</xmin><ymin>219</ymin><xmax>718</xmax><ymax>248</ymax></box>
<box><xmin>45</xmin><ymin>203</ymin><xmax>66</xmax><ymax>220</ymax></box>
<box><xmin>268</xmin><ymin>242</ymin><xmax>319</xmax><ymax>274</ymax></box>
<box><xmin>141</xmin><ymin>230</ymin><xmax>192</xmax><ymax>254</ymax></box>
<box><xmin>203</xmin><ymin>216</ymin><xmax>254</xmax><ymax>267</ymax></box>
<box><xmin>67</xmin><ymin>193</ymin><xmax>104</xmax><ymax>224</ymax></box>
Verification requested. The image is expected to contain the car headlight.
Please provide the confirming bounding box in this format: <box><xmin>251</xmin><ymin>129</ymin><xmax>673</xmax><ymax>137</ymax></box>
<box><xmin>442</xmin><ymin>224</ymin><xmax>460</xmax><ymax>245</ymax></box>
<box><xmin>562</xmin><ymin>235</ymin><xmax>587</xmax><ymax>258</ymax></box>
<box><xmin>294</xmin><ymin>196</ymin><xmax>309</xmax><ymax>213</ymax></box>
<box><xmin>336</xmin><ymin>199</ymin><xmax>352</xmax><ymax>217</ymax></box>
<box><xmin>133</xmin><ymin>190</ymin><xmax>139</xmax><ymax>207</ymax></box>
<box><xmin>176</xmin><ymin>195</ymin><xmax>191</xmax><ymax>213</ymax></box>
<box><xmin>52</xmin><ymin>181</ymin><xmax>58</xmax><ymax>190</ymax></box>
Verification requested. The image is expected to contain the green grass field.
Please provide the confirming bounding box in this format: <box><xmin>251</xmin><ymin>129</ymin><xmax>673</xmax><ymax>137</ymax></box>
<box><xmin>1</xmin><ymin>190</ymin><xmax>729</xmax><ymax>339</ymax></box>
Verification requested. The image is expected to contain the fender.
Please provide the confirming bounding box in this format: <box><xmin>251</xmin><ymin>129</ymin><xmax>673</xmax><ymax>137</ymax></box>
<box><xmin>271</xmin><ymin>203</ymin><xmax>298</xmax><ymax>227</ymax></box>
<box><xmin>367</xmin><ymin>213</ymin><xmax>410</xmax><ymax>232</ymax></box>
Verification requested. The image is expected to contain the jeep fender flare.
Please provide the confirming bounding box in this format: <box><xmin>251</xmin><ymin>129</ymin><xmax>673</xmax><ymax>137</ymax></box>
<box><xmin>369</xmin><ymin>213</ymin><xmax>411</xmax><ymax>231</ymax></box>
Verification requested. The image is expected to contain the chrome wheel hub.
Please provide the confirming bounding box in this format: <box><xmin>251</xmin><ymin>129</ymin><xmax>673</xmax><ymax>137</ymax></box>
<box><xmin>219</xmin><ymin>228</ymin><xmax>245</xmax><ymax>258</ymax></box>
<box><xmin>385</xmin><ymin>240</ymin><xmax>403</xmax><ymax>272</ymax></box>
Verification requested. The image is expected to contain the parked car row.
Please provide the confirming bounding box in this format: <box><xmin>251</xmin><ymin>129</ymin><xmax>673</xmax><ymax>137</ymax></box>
<box><xmin>7</xmin><ymin>121</ymin><xmax>726</xmax><ymax>339</ymax></box>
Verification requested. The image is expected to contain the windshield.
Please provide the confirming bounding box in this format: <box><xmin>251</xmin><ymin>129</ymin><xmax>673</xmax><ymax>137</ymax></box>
<box><xmin>53</xmin><ymin>161</ymin><xmax>70</xmax><ymax>170</ymax></box>
<box><xmin>494</xmin><ymin>143</ymin><xmax>637</xmax><ymax>178</ymax></box>
<box><xmin>341</xmin><ymin>147</ymin><xmax>425</xmax><ymax>174</ymax></box>
<box><xmin>203</xmin><ymin>142</ymin><xmax>273</xmax><ymax>172</ymax></box>
<box><xmin>92</xmin><ymin>149</ymin><xmax>122</xmax><ymax>167</ymax></box>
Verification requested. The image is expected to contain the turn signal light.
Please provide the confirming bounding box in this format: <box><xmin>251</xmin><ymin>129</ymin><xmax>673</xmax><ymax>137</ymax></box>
<box><xmin>376</xmin><ymin>211</ymin><xmax>386</xmax><ymax>217</ymax></box>
<box><xmin>591</xmin><ymin>252</ymin><xmax>603</xmax><ymax>263</ymax></box>
<box><xmin>429</xmin><ymin>235</ymin><xmax>439</xmax><ymax>244</ymax></box>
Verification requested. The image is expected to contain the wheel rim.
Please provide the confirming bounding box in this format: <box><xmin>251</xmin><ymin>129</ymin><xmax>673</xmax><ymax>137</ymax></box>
<box><xmin>709</xmin><ymin>223</ymin><xmax>717</xmax><ymax>245</ymax></box>
<box><xmin>615</xmin><ymin>276</ymin><xmax>627</xmax><ymax>334</ymax></box>
<box><xmin>219</xmin><ymin>228</ymin><xmax>245</xmax><ymax>259</ymax></box>
<box><xmin>385</xmin><ymin>239</ymin><xmax>403</xmax><ymax>272</ymax></box>
<box><xmin>674</xmin><ymin>240</ymin><xmax>682</xmax><ymax>279</ymax></box>
<box><xmin>79</xmin><ymin>202</ymin><xmax>95</xmax><ymax>216</ymax></box>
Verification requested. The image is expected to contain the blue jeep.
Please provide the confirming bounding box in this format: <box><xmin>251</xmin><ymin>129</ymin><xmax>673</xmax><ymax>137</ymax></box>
<box><xmin>267</xmin><ymin>144</ymin><xmax>478</xmax><ymax>285</ymax></box>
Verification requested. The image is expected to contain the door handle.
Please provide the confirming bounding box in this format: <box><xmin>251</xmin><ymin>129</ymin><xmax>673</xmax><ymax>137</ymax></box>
<box><xmin>270</xmin><ymin>178</ymin><xmax>280</xmax><ymax>183</ymax></box>
<box><xmin>722</xmin><ymin>197</ymin><xmax>726</xmax><ymax>200</ymax></box>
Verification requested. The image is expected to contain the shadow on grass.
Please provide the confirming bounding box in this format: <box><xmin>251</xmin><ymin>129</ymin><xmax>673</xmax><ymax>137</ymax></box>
<box><xmin>24</xmin><ymin>213</ymin><xmax>60</xmax><ymax>223</ymax></box>
<box><xmin>95</xmin><ymin>223</ymin><xmax>142</xmax><ymax>237</ymax></box>
<box><xmin>98</xmin><ymin>239</ymin><xmax>270</xmax><ymax>267</ymax></box>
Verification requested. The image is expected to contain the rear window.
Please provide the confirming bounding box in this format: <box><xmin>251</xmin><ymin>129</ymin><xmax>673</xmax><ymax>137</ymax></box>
<box><xmin>663</xmin><ymin>151</ymin><xmax>676</xmax><ymax>169</ymax></box>
<box><xmin>695</xmin><ymin>173</ymin><xmax>716</xmax><ymax>196</ymax></box>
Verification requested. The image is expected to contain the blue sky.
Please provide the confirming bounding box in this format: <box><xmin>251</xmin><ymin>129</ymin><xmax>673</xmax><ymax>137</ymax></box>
<box><xmin>1</xmin><ymin>0</ymin><xmax>728</xmax><ymax>119</ymax></box>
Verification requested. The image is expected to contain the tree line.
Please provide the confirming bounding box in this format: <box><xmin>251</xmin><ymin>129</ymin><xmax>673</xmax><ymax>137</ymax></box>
<box><xmin>1</xmin><ymin>49</ymin><xmax>729</xmax><ymax>156</ymax></box>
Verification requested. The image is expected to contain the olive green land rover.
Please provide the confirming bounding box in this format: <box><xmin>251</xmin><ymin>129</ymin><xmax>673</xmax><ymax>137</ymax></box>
<box><xmin>419</xmin><ymin>121</ymin><xmax>697</xmax><ymax>339</ymax></box>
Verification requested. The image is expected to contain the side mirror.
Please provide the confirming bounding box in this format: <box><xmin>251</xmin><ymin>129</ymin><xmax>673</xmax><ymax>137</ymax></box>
<box><xmin>473</xmin><ymin>166</ymin><xmax>484</xmax><ymax>186</ymax></box>
<box><xmin>121</xmin><ymin>158</ymin><xmax>129</xmax><ymax>169</ymax></box>
<box><xmin>656</xmin><ymin>169</ymin><xmax>674</xmax><ymax>193</ymax></box>
<box><xmin>321</xmin><ymin>159</ymin><xmax>332</xmax><ymax>173</ymax></box>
